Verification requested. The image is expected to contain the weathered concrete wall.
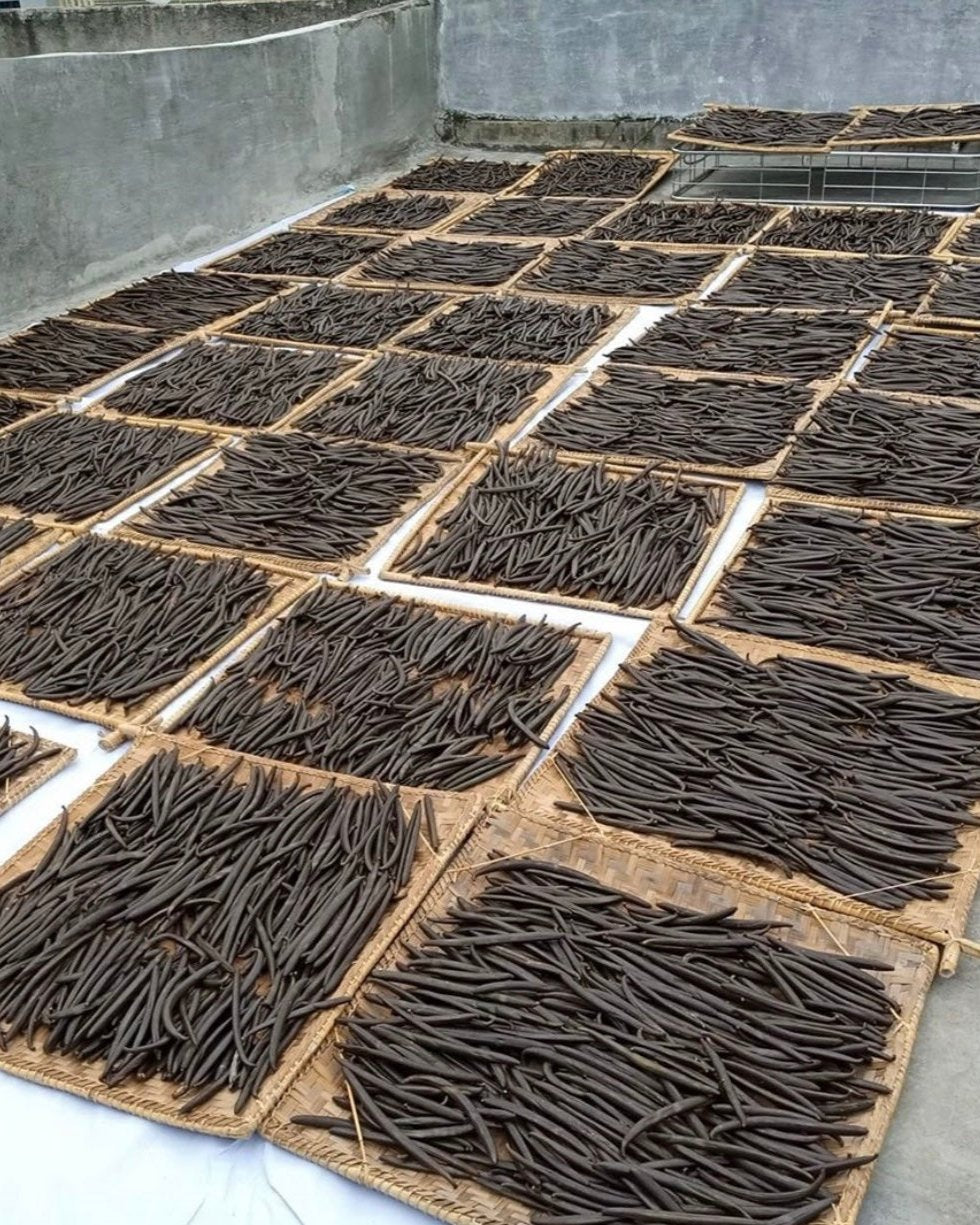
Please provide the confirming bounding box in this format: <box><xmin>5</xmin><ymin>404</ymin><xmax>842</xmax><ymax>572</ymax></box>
<box><xmin>439</xmin><ymin>0</ymin><xmax>980</xmax><ymax>119</ymax></box>
<box><xmin>0</xmin><ymin>0</ymin><xmax>398</xmax><ymax>58</ymax></box>
<box><xmin>0</xmin><ymin>0</ymin><xmax>435</xmax><ymax>332</ymax></box>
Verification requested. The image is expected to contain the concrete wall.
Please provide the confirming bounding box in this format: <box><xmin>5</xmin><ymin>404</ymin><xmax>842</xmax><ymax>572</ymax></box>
<box><xmin>0</xmin><ymin>1</ymin><xmax>399</xmax><ymax>57</ymax></box>
<box><xmin>439</xmin><ymin>0</ymin><xmax>980</xmax><ymax>119</ymax></box>
<box><xmin>0</xmin><ymin>0</ymin><xmax>435</xmax><ymax>333</ymax></box>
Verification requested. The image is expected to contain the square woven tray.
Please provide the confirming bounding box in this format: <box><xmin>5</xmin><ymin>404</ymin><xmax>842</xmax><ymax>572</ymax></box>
<box><xmin>684</xmin><ymin>490</ymin><xmax>980</xmax><ymax>695</ymax></box>
<box><xmin>262</xmin><ymin>796</ymin><xmax>937</xmax><ymax>1225</ymax></box>
<box><xmin>115</xmin><ymin>440</ymin><xmax>467</xmax><ymax>578</ymax></box>
<box><xmin>383</xmin><ymin>444</ymin><xmax>742</xmax><ymax>621</ymax></box>
<box><xmin>529</xmin><ymin>366</ymin><xmax>828</xmax><ymax>481</ymax></box>
<box><xmin>545</xmin><ymin>617</ymin><xmax>980</xmax><ymax>963</ymax></box>
<box><xmin>0</xmin><ymin>733</ymin><xmax>479</xmax><ymax>1138</ymax></box>
<box><xmin>0</xmin><ymin>536</ymin><xmax>310</xmax><ymax>730</ymax></box>
<box><xmin>158</xmin><ymin>579</ymin><xmax>609</xmax><ymax>811</ymax></box>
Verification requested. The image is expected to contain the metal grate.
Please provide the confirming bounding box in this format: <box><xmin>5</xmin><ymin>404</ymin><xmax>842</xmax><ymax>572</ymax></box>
<box><xmin>672</xmin><ymin>148</ymin><xmax>980</xmax><ymax>210</ymax></box>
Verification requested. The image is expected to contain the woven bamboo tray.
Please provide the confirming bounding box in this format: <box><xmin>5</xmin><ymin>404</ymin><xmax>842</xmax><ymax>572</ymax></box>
<box><xmin>156</xmin><ymin>578</ymin><xmax>609</xmax><ymax>811</ymax></box>
<box><xmin>66</xmin><ymin>278</ymin><xmax>290</xmax><ymax>345</ymax></box>
<box><xmin>0</xmin><ymin>408</ymin><xmax>223</xmax><ymax>533</ymax></box>
<box><xmin>581</xmin><ymin>200</ymin><xmax>791</xmax><ymax>250</ymax></box>
<box><xmin>0</xmin><ymin>321</ymin><xmax>181</xmax><ymax>404</ymax></box>
<box><xmin>708</xmin><ymin>247</ymin><xmax>947</xmax><ymax>316</ymax></box>
<box><xmin>669</xmin><ymin>103</ymin><xmax>852</xmax><ymax>154</ymax></box>
<box><xmin>607</xmin><ymin>303</ymin><xmax>889</xmax><ymax>388</ymax></box>
<box><xmin>512</xmin><ymin>242</ymin><xmax>738</xmax><ymax>308</ymax></box>
<box><xmin>684</xmin><ymin>490</ymin><xmax>980</xmax><ymax>694</ymax></box>
<box><xmin>383</xmin><ymin>444</ymin><xmax>742</xmax><ymax>620</ymax></box>
<box><xmin>0</xmin><ymin>731</ymin><xmax>479</xmax><ymax>1138</ymax></box>
<box><xmin>548</xmin><ymin>617</ymin><xmax>980</xmax><ymax>968</ymax></box>
<box><xmin>500</xmin><ymin>147</ymin><xmax>677</xmax><ymax>199</ymax></box>
<box><xmin>115</xmin><ymin>441</ymin><xmax>468</xmax><ymax>579</ymax></box>
<box><xmin>434</xmin><ymin>195</ymin><xmax>626</xmax><ymax>241</ymax></box>
<box><xmin>387</xmin><ymin>294</ymin><xmax>634</xmax><ymax>371</ymax></box>
<box><xmin>262</xmin><ymin>797</ymin><xmax>937</xmax><ymax>1225</ymax></box>
<box><xmin>529</xmin><ymin>367</ymin><xmax>831</xmax><ymax>481</ymax></box>
<box><xmin>771</xmin><ymin>395</ymin><xmax>980</xmax><ymax>522</ymax></box>
<box><xmin>0</xmin><ymin>734</ymin><xmax>75</xmax><ymax>819</ymax></box>
<box><xmin>339</xmin><ymin>233</ymin><xmax>554</xmax><ymax>296</ymax></box>
<box><xmin>384</xmin><ymin>156</ymin><xmax>541</xmax><ymax>198</ymax></box>
<box><xmin>284</xmin><ymin>362</ymin><xmax>575</xmax><ymax>458</ymax></box>
<box><xmin>211</xmin><ymin>285</ymin><xmax>455</xmax><ymax>363</ymax></box>
<box><xmin>0</xmin><ymin>515</ymin><xmax>66</xmax><ymax>583</ymax></box>
<box><xmin>91</xmin><ymin>343</ymin><xmax>373</xmax><ymax>439</ymax></box>
<box><xmin>850</xmin><ymin>321</ymin><xmax>980</xmax><ymax>408</ymax></box>
<box><xmin>201</xmin><ymin>229</ymin><xmax>392</xmax><ymax>286</ymax></box>
<box><xmin>910</xmin><ymin>257</ymin><xmax>980</xmax><ymax>328</ymax></box>
<box><xmin>755</xmin><ymin>207</ymin><xmax>960</xmax><ymax>260</ymax></box>
<box><xmin>0</xmin><ymin>536</ymin><xmax>310</xmax><ymax>730</ymax></box>
<box><xmin>207</xmin><ymin>287</ymin><xmax>363</xmax><ymax>350</ymax></box>
<box><xmin>832</xmin><ymin>102</ymin><xmax>980</xmax><ymax>148</ymax></box>
<box><xmin>294</xmin><ymin>190</ymin><xmax>486</xmax><ymax>236</ymax></box>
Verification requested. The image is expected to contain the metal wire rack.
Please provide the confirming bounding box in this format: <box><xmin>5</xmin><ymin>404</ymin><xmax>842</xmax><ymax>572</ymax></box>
<box><xmin>672</xmin><ymin>147</ymin><xmax>980</xmax><ymax>210</ymax></box>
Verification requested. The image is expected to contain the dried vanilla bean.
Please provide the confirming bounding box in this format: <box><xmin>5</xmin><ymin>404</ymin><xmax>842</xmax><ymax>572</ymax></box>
<box><xmin>561</xmin><ymin>624</ymin><xmax>980</xmax><ymax>908</ymax></box>
<box><xmin>0</xmin><ymin>535</ymin><xmax>271</xmax><ymax>711</ymax></box>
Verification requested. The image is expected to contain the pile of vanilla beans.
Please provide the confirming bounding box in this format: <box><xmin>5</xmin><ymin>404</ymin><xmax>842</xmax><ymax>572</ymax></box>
<box><xmin>0</xmin><ymin>395</ymin><xmax>39</xmax><ymax>432</ymax></box>
<box><xmin>392</xmin><ymin>158</ymin><xmax>533</xmax><ymax>193</ymax></box>
<box><xmin>708</xmin><ymin>503</ymin><xmax>980</xmax><ymax>680</ymax></box>
<box><xmin>523</xmin><ymin>151</ymin><xmax>667</xmax><ymax>197</ymax></box>
<box><xmin>404</xmin><ymin>294</ymin><xmax>614</xmax><ymax>364</ymax></box>
<box><xmin>856</xmin><ymin>328</ymin><xmax>980</xmax><ymax>399</ymax></box>
<box><xmin>779</xmin><ymin>387</ymin><xmax>980</xmax><ymax>508</ymax></box>
<box><xmin>320</xmin><ymin>192</ymin><xmax>462</xmax><ymax>233</ymax></box>
<box><xmin>299</xmin><ymin>858</ymin><xmax>898</xmax><ymax>1225</ymax></box>
<box><xmin>399</xmin><ymin>447</ymin><xmax>725</xmax><ymax>610</ymax></box>
<box><xmin>673</xmin><ymin>105</ymin><xmax>851</xmax><ymax>148</ymax></box>
<box><xmin>133</xmin><ymin>435</ymin><xmax>444</xmax><ymax>565</ymax></box>
<box><xmin>610</xmin><ymin>308</ymin><xmax>871</xmax><ymax>382</ymax></box>
<box><xmin>298</xmin><ymin>352</ymin><xmax>552</xmax><ymax>451</ymax></box>
<box><xmin>0</xmin><ymin>413</ymin><xmax>211</xmax><ymax>521</ymax></box>
<box><xmin>358</xmin><ymin>238</ymin><xmax>543</xmax><ymax>289</ymax></box>
<box><xmin>714</xmin><ymin>252</ymin><xmax>937</xmax><ymax>312</ymax></box>
<box><xmin>69</xmin><ymin>272</ymin><xmax>283</xmax><ymax>334</ymax></box>
<box><xmin>536</xmin><ymin>366</ymin><xmax>813</xmax><ymax>469</ymax></box>
<box><xmin>763</xmin><ymin>206</ymin><xmax>951</xmax><ymax>256</ymax></box>
<box><xmin>920</xmin><ymin>263</ymin><xmax>980</xmax><ymax>321</ymax></box>
<box><xmin>520</xmin><ymin>242</ymin><xmax>723</xmax><ymax>299</ymax></box>
<box><xmin>230</xmin><ymin>284</ymin><xmax>447</xmax><ymax>349</ymax></box>
<box><xmin>0</xmin><ymin>320</ymin><xmax>169</xmax><ymax>395</ymax></box>
<box><xmin>559</xmin><ymin>625</ymin><xmax>980</xmax><ymax>908</ymax></box>
<box><xmin>594</xmin><ymin>199</ymin><xmax>779</xmax><ymax>245</ymax></box>
<box><xmin>0</xmin><ymin>747</ymin><xmax>429</xmax><ymax>1113</ymax></box>
<box><xmin>0</xmin><ymin>517</ymin><xmax>40</xmax><ymax>564</ymax></box>
<box><xmin>845</xmin><ymin>103</ymin><xmax>980</xmax><ymax>142</ymax></box>
<box><xmin>0</xmin><ymin>718</ymin><xmax>61</xmax><ymax>795</ymax></box>
<box><xmin>103</xmin><ymin>340</ymin><xmax>351</xmax><ymax>429</ymax></box>
<box><xmin>218</xmin><ymin>230</ymin><xmax>390</xmax><ymax>279</ymax></box>
<box><xmin>175</xmin><ymin>585</ymin><xmax>578</xmax><ymax>791</ymax></box>
<box><xmin>451</xmin><ymin>197</ymin><xmax>616</xmax><ymax>238</ymax></box>
<box><xmin>0</xmin><ymin>536</ymin><xmax>271</xmax><ymax>710</ymax></box>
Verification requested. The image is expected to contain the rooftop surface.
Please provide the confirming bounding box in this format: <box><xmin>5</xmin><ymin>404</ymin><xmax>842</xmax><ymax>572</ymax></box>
<box><xmin>0</xmin><ymin>141</ymin><xmax>978</xmax><ymax>1225</ymax></box>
